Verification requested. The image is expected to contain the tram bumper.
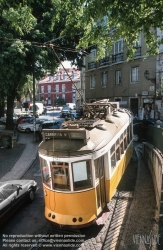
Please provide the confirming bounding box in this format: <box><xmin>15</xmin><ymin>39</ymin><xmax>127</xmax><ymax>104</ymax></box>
<box><xmin>45</xmin><ymin>207</ymin><xmax>97</xmax><ymax>228</ymax></box>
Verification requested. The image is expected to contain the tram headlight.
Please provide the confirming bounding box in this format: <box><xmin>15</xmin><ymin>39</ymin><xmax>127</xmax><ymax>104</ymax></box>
<box><xmin>72</xmin><ymin>218</ymin><xmax>77</xmax><ymax>223</ymax></box>
<box><xmin>78</xmin><ymin>217</ymin><xmax>83</xmax><ymax>222</ymax></box>
<box><xmin>48</xmin><ymin>213</ymin><xmax>51</xmax><ymax>217</ymax></box>
<box><xmin>52</xmin><ymin>214</ymin><xmax>55</xmax><ymax>219</ymax></box>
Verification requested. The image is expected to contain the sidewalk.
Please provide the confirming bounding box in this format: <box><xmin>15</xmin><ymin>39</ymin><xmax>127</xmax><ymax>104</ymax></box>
<box><xmin>0</xmin><ymin>132</ymin><xmax>39</xmax><ymax>181</ymax></box>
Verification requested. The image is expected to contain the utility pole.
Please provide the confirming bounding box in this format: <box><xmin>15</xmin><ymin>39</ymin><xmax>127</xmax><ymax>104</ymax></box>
<box><xmin>33</xmin><ymin>60</ymin><xmax>36</xmax><ymax>142</ymax></box>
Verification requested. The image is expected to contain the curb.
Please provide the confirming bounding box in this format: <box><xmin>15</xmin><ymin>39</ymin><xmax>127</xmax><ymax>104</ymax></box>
<box><xmin>20</xmin><ymin>152</ymin><xmax>39</xmax><ymax>179</ymax></box>
<box><xmin>118</xmin><ymin>144</ymin><xmax>141</xmax><ymax>250</ymax></box>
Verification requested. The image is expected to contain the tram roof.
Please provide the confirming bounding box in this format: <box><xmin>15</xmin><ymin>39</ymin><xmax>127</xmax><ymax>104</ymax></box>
<box><xmin>38</xmin><ymin>110</ymin><xmax>131</xmax><ymax>157</ymax></box>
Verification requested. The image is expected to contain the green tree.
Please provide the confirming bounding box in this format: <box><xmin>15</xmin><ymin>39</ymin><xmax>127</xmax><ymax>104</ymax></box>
<box><xmin>54</xmin><ymin>98</ymin><xmax>66</xmax><ymax>106</ymax></box>
<box><xmin>17</xmin><ymin>75</ymin><xmax>34</xmax><ymax>103</ymax></box>
<box><xmin>0</xmin><ymin>0</ymin><xmax>83</xmax><ymax>129</ymax></box>
<box><xmin>61</xmin><ymin>0</ymin><xmax>163</xmax><ymax>58</ymax></box>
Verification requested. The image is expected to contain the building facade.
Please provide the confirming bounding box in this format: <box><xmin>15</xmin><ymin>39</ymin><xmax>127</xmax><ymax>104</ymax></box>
<box><xmin>38</xmin><ymin>68</ymin><xmax>81</xmax><ymax>107</ymax></box>
<box><xmin>83</xmin><ymin>32</ymin><xmax>157</xmax><ymax>119</ymax></box>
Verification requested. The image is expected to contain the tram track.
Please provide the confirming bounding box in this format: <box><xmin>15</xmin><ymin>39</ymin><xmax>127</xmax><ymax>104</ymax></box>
<box><xmin>101</xmin><ymin>191</ymin><xmax>134</xmax><ymax>250</ymax></box>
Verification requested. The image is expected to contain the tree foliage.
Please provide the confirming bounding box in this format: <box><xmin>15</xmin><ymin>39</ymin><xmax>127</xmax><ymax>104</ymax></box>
<box><xmin>0</xmin><ymin>0</ymin><xmax>84</xmax><ymax>128</ymax></box>
<box><xmin>61</xmin><ymin>0</ymin><xmax>163</xmax><ymax>58</ymax></box>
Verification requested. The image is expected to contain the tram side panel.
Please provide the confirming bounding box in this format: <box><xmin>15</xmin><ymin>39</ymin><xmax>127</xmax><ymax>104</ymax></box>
<box><xmin>106</xmin><ymin>142</ymin><xmax>133</xmax><ymax>201</ymax></box>
<box><xmin>43</xmin><ymin>187</ymin><xmax>97</xmax><ymax>226</ymax></box>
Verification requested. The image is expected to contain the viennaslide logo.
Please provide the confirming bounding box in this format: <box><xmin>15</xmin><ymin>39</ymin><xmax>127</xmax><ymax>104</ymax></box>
<box><xmin>133</xmin><ymin>230</ymin><xmax>160</xmax><ymax>249</ymax></box>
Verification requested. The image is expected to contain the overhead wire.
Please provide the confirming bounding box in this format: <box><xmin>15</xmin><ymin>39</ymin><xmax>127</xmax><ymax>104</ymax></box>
<box><xmin>0</xmin><ymin>36</ymin><xmax>90</xmax><ymax>56</ymax></box>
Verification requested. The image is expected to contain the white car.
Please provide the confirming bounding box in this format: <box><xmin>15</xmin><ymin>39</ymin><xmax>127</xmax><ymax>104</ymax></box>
<box><xmin>17</xmin><ymin>118</ymin><xmax>48</xmax><ymax>133</ymax></box>
<box><xmin>46</xmin><ymin>106</ymin><xmax>53</xmax><ymax>111</ymax></box>
<box><xmin>0</xmin><ymin>113</ymin><xmax>19</xmax><ymax>124</ymax></box>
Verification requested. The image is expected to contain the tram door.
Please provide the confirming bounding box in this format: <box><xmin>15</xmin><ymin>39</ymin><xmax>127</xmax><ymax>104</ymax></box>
<box><xmin>94</xmin><ymin>156</ymin><xmax>106</xmax><ymax>215</ymax></box>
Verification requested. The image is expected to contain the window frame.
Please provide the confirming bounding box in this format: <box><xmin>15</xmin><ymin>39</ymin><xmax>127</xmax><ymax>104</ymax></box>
<box><xmin>131</xmin><ymin>66</ymin><xmax>139</xmax><ymax>83</ymax></box>
<box><xmin>114</xmin><ymin>40</ymin><xmax>123</xmax><ymax>54</ymax></box>
<box><xmin>41</xmin><ymin>86</ymin><xmax>44</xmax><ymax>93</ymax></box>
<box><xmin>56</xmin><ymin>84</ymin><xmax>59</xmax><ymax>93</ymax></box>
<box><xmin>101</xmin><ymin>72</ymin><xmax>108</xmax><ymax>88</ymax></box>
<box><xmin>51</xmin><ymin>162</ymin><xmax>70</xmax><ymax>191</ymax></box>
<box><xmin>90</xmin><ymin>75</ymin><xmax>95</xmax><ymax>89</ymax></box>
<box><xmin>115</xmin><ymin>70</ymin><xmax>121</xmax><ymax>85</ymax></box>
<box><xmin>72</xmin><ymin>160</ymin><xmax>93</xmax><ymax>191</ymax></box>
<box><xmin>40</xmin><ymin>158</ymin><xmax>51</xmax><ymax>188</ymax></box>
<box><xmin>62</xmin><ymin>84</ymin><xmax>66</xmax><ymax>92</ymax></box>
<box><xmin>48</xmin><ymin>85</ymin><xmax>51</xmax><ymax>93</ymax></box>
<box><xmin>90</xmin><ymin>49</ymin><xmax>96</xmax><ymax>62</ymax></box>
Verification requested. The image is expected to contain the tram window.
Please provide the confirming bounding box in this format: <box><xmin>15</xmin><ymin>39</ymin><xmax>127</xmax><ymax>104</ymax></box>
<box><xmin>111</xmin><ymin>153</ymin><xmax>116</xmax><ymax>169</ymax></box>
<box><xmin>40</xmin><ymin>158</ymin><xmax>51</xmax><ymax>188</ymax></box>
<box><xmin>130</xmin><ymin>124</ymin><xmax>132</xmax><ymax>139</ymax></box>
<box><xmin>95</xmin><ymin>156</ymin><xmax>104</xmax><ymax>183</ymax></box>
<box><xmin>116</xmin><ymin>147</ymin><xmax>120</xmax><ymax>161</ymax></box>
<box><xmin>110</xmin><ymin>145</ymin><xmax>115</xmax><ymax>154</ymax></box>
<box><xmin>72</xmin><ymin>160</ymin><xmax>92</xmax><ymax>190</ymax></box>
<box><xmin>124</xmin><ymin>137</ymin><xmax>127</xmax><ymax>149</ymax></box>
<box><xmin>120</xmin><ymin>133</ymin><xmax>124</xmax><ymax>155</ymax></box>
<box><xmin>51</xmin><ymin>162</ymin><xmax>70</xmax><ymax>191</ymax></box>
<box><xmin>116</xmin><ymin>139</ymin><xmax>119</xmax><ymax>147</ymax></box>
<box><xmin>120</xmin><ymin>141</ymin><xmax>124</xmax><ymax>154</ymax></box>
<box><xmin>94</xmin><ymin>160</ymin><xmax>99</xmax><ymax>182</ymax></box>
<box><xmin>120</xmin><ymin>134</ymin><xmax>123</xmax><ymax>141</ymax></box>
<box><xmin>127</xmin><ymin>126</ymin><xmax>130</xmax><ymax>143</ymax></box>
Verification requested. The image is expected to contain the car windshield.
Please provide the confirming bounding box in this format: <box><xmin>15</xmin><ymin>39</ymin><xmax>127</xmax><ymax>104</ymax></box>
<box><xmin>1</xmin><ymin>184</ymin><xmax>18</xmax><ymax>198</ymax></box>
<box><xmin>62</xmin><ymin>107</ymin><xmax>70</xmax><ymax>110</ymax></box>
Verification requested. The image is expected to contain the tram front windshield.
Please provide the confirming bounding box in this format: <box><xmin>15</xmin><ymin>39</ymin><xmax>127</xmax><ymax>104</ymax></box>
<box><xmin>51</xmin><ymin>161</ymin><xmax>70</xmax><ymax>190</ymax></box>
<box><xmin>40</xmin><ymin>158</ymin><xmax>92</xmax><ymax>191</ymax></box>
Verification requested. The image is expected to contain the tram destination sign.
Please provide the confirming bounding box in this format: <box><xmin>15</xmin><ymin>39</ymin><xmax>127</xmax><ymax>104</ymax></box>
<box><xmin>42</xmin><ymin>129</ymin><xmax>90</xmax><ymax>144</ymax></box>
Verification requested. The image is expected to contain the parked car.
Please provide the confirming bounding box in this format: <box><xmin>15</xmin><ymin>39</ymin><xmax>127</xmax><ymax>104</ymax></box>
<box><xmin>66</xmin><ymin>103</ymin><xmax>76</xmax><ymax>110</ymax></box>
<box><xmin>61</xmin><ymin>107</ymin><xmax>71</xmax><ymax>118</ymax></box>
<box><xmin>65</xmin><ymin>111</ymin><xmax>82</xmax><ymax>121</ymax></box>
<box><xmin>0</xmin><ymin>180</ymin><xmax>37</xmax><ymax>226</ymax></box>
<box><xmin>40</xmin><ymin>120</ymin><xmax>64</xmax><ymax>130</ymax></box>
<box><xmin>29</xmin><ymin>102</ymin><xmax>44</xmax><ymax>116</ymax></box>
<box><xmin>46</xmin><ymin>106</ymin><xmax>54</xmax><ymax>111</ymax></box>
<box><xmin>0</xmin><ymin>113</ymin><xmax>19</xmax><ymax>124</ymax></box>
<box><xmin>15</xmin><ymin>115</ymin><xmax>33</xmax><ymax>125</ymax></box>
<box><xmin>17</xmin><ymin>118</ymin><xmax>47</xmax><ymax>133</ymax></box>
<box><xmin>37</xmin><ymin>120</ymin><xmax>64</xmax><ymax>141</ymax></box>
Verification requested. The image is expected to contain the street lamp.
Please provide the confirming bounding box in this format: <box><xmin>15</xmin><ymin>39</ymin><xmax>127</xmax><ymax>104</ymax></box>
<box><xmin>144</xmin><ymin>70</ymin><xmax>156</xmax><ymax>119</ymax></box>
<box><xmin>144</xmin><ymin>70</ymin><xmax>156</xmax><ymax>84</ymax></box>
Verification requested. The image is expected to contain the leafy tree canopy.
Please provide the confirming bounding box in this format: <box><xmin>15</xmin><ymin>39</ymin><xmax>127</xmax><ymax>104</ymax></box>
<box><xmin>0</xmin><ymin>0</ymin><xmax>84</xmax><ymax>128</ymax></box>
<box><xmin>61</xmin><ymin>0</ymin><xmax>163</xmax><ymax>58</ymax></box>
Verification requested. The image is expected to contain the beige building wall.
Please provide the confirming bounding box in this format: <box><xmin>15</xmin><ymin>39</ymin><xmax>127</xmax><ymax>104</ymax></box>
<box><xmin>83</xmin><ymin>32</ymin><xmax>157</xmax><ymax>118</ymax></box>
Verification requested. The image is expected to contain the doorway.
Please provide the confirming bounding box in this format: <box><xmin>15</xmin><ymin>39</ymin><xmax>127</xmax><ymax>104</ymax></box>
<box><xmin>94</xmin><ymin>156</ymin><xmax>106</xmax><ymax>215</ymax></box>
<box><xmin>130</xmin><ymin>98</ymin><xmax>138</xmax><ymax>116</ymax></box>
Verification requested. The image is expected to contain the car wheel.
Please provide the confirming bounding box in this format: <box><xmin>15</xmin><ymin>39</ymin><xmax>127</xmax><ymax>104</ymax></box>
<box><xmin>25</xmin><ymin>128</ymin><xmax>31</xmax><ymax>133</ymax></box>
<box><xmin>28</xmin><ymin>189</ymin><xmax>35</xmax><ymax>201</ymax></box>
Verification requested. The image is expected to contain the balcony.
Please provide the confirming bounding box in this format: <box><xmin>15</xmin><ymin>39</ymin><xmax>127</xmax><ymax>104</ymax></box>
<box><xmin>134</xmin><ymin>46</ymin><xmax>141</xmax><ymax>57</ymax></box>
<box><xmin>112</xmin><ymin>53</ymin><xmax>123</xmax><ymax>63</ymax></box>
<box><xmin>88</xmin><ymin>61</ymin><xmax>97</xmax><ymax>70</ymax></box>
<box><xmin>99</xmin><ymin>56</ymin><xmax>110</xmax><ymax>67</ymax></box>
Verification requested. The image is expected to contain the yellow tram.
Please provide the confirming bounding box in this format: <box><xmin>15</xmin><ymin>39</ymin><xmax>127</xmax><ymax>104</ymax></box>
<box><xmin>38</xmin><ymin>100</ymin><xmax>133</xmax><ymax>228</ymax></box>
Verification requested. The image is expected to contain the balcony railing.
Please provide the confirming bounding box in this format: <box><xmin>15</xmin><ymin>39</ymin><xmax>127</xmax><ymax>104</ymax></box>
<box><xmin>99</xmin><ymin>56</ymin><xmax>110</xmax><ymax>67</ymax></box>
<box><xmin>112</xmin><ymin>53</ymin><xmax>123</xmax><ymax>63</ymax></box>
<box><xmin>88</xmin><ymin>61</ymin><xmax>97</xmax><ymax>70</ymax></box>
